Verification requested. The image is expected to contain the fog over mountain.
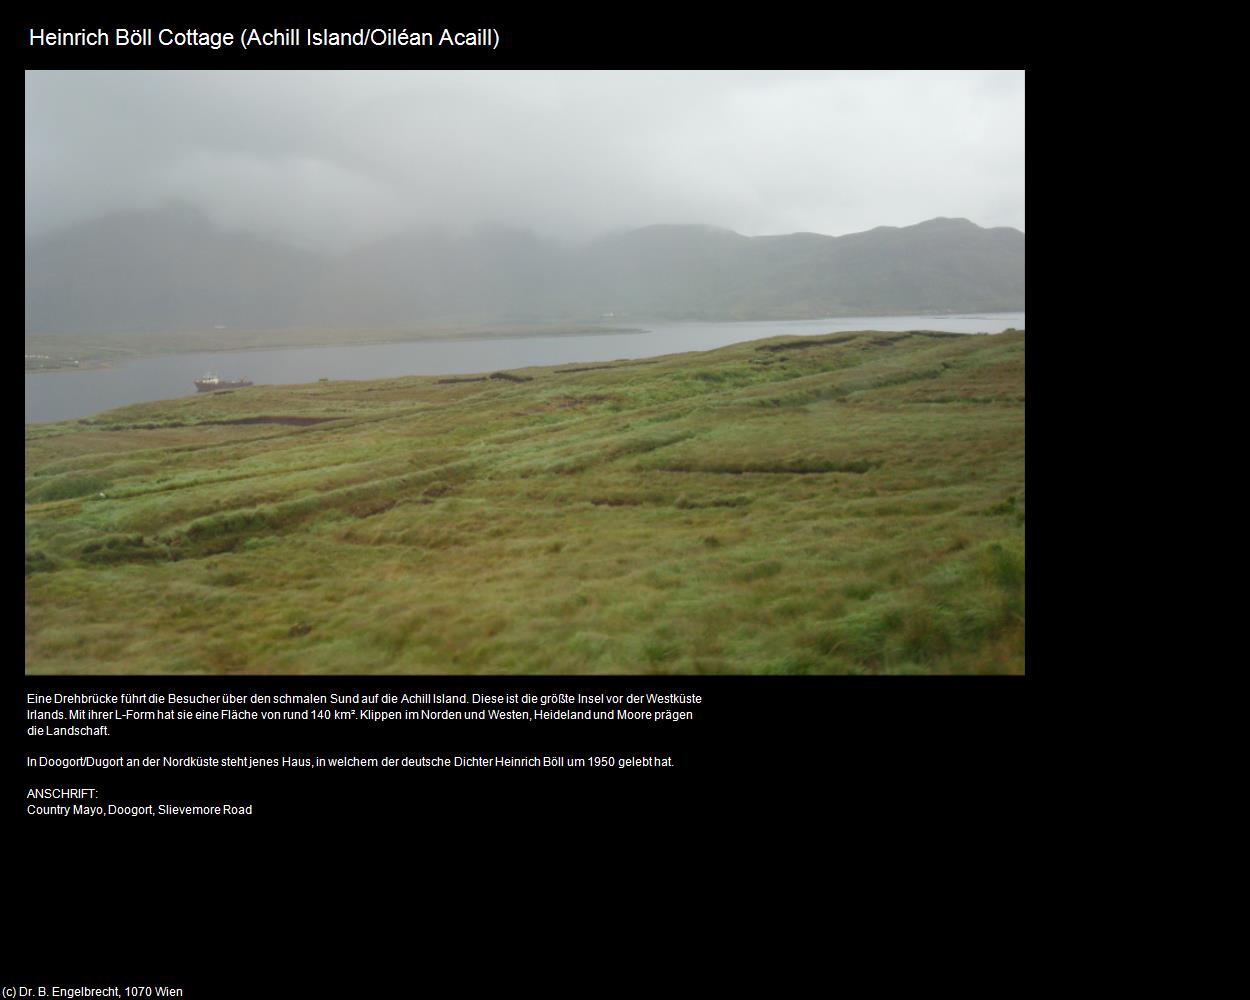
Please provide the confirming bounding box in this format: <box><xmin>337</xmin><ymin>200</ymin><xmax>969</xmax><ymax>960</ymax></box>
<box><xmin>25</xmin><ymin>206</ymin><xmax>1024</xmax><ymax>332</ymax></box>
<box><xmin>27</xmin><ymin>71</ymin><xmax>1024</xmax><ymax>243</ymax></box>
<box><xmin>26</xmin><ymin>70</ymin><xmax>1024</xmax><ymax>332</ymax></box>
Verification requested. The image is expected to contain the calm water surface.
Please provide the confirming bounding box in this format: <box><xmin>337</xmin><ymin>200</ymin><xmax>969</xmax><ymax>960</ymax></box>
<box><xmin>25</xmin><ymin>313</ymin><xmax>1024</xmax><ymax>424</ymax></box>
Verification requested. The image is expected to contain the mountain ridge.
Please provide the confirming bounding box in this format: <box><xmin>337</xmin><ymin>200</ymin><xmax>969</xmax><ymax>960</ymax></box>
<box><xmin>26</xmin><ymin>207</ymin><xmax>1025</xmax><ymax>333</ymax></box>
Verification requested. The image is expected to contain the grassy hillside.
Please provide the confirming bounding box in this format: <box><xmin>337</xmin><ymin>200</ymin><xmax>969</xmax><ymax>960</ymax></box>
<box><xmin>25</xmin><ymin>329</ymin><xmax>1025</xmax><ymax>675</ymax></box>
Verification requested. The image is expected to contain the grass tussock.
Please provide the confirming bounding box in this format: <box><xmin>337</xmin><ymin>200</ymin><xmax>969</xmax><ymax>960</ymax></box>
<box><xmin>26</xmin><ymin>328</ymin><xmax>1025</xmax><ymax>674</ymax></box>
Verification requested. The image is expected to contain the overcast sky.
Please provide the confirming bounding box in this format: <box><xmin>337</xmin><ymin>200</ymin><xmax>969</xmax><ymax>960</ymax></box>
<box><xmin>25</xmin><ymin>70</ymin><xmax>1024</xmax><ymax>250</ymax></box>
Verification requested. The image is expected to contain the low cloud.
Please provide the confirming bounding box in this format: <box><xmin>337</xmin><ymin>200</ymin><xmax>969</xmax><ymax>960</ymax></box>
<box><xmin>25</xmin><ymin>69</ymin><xmax>1025</xmax><ymax>249</ymax></box>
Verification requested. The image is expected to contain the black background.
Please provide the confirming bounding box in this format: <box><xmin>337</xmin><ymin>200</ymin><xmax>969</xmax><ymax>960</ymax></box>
<box><xmin>17</xmin><ymin>11</ymin><xmax>1038</xmax><ymax>991</ymax></box>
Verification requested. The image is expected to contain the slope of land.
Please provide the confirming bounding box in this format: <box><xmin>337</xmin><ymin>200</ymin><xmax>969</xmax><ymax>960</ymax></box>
<box><xmin>26</xmin><ymin>207</ymin><xmax>1025</xmax><ymax>333</ymax></box>
<box><xmin>25</xmin><ymin>329</ymin><xmax>1025</xmax><ymax>675</ymax></box>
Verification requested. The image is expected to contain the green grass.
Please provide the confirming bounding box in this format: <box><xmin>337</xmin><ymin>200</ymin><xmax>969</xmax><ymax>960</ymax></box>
<box><xmin>25</xmin><ymin>329</ymin><xmax>1025</xmax><ymax>674</ymax></box>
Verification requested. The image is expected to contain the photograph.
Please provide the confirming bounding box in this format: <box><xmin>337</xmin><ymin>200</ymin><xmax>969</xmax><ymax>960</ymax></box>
<box><xmin>24</xmin><ymin>69</ymin><xmax>1025</xmax><ymax>676</ymax></box>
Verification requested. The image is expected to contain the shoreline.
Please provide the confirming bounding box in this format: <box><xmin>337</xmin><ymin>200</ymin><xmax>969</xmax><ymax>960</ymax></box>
<box><xmin>25</xmin><ymin>326</ymin><xmax>1025</xmax><ymax>429</ymax></box>
<box><xmin>26</xmin><ymin>315</ymin><xmax>1024</xmax><ymax>425</ymax></box>
<box><xmin>25</xmin><ymin>360</ymin><xmax>115</xmax><ymax>374</ymax></box>
<box><xmin>23</xmin><ymin>311</ymin><xmax>1025</xmax><ymax>370</ymax></box>
<box><xmin>23</xmin><ymin>324</ymin><xmax>650</xmax><ymax>372</ymax></box>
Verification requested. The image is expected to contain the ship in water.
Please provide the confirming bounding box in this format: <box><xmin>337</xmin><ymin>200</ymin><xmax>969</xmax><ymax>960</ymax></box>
<box><xmin>194</xmin><ymin>373</ymin><xmax>254</xmax><ymax>392</ymax></box>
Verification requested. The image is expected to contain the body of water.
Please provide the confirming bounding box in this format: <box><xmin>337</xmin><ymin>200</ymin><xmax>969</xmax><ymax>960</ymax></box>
<box><xmin>25</xmin><ymin>313</ymin><xmax>1024</xmax><ymax>424</ymax></box>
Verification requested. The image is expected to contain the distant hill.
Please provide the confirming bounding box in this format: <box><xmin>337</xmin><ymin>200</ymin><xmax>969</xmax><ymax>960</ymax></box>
<box><xmin>25</xmin><ymin>206</ymin><xmax>1024</xmax><ymax>333</ymax></box>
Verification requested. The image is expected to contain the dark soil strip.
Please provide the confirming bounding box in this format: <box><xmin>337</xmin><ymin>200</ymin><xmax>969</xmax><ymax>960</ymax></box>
<box><xmin>203</xmin><ymin>416</ymin><xmax>338</xmax><ymax>427</ymax></box>
<box><xmin>757</xmin><ymin>335</ymin><xmax>862</xmax><ymax>352</ymax></box>
<box><xmin>436</xmin><ymin>377</ymin><xmax>489</xmax><ymax>384</ymax></box>
<box><xmin>659</xmin><ymin>462</ymin><xmax>876</xmax><ymax>475</ymax></box>
<box><xmin>757</xmin><ymin>330</ymin><xmax>966</xmax><ymax>353</ymax></box>
<box><xmin>554</xmin><ymin>358</ymin><xmax>663</xmax><ymax>374</ymax></box>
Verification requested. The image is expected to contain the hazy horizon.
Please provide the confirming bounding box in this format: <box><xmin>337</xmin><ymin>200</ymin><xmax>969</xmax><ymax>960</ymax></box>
<box><xmin>26</xmin><ymin>70</ymin><xmax>1025</xmax><ymax>251</ymax></box>
<box><xmin>26</xmin><ymin>198</ymin><xmax>1025</xmax><ymax>253</ymax></box>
